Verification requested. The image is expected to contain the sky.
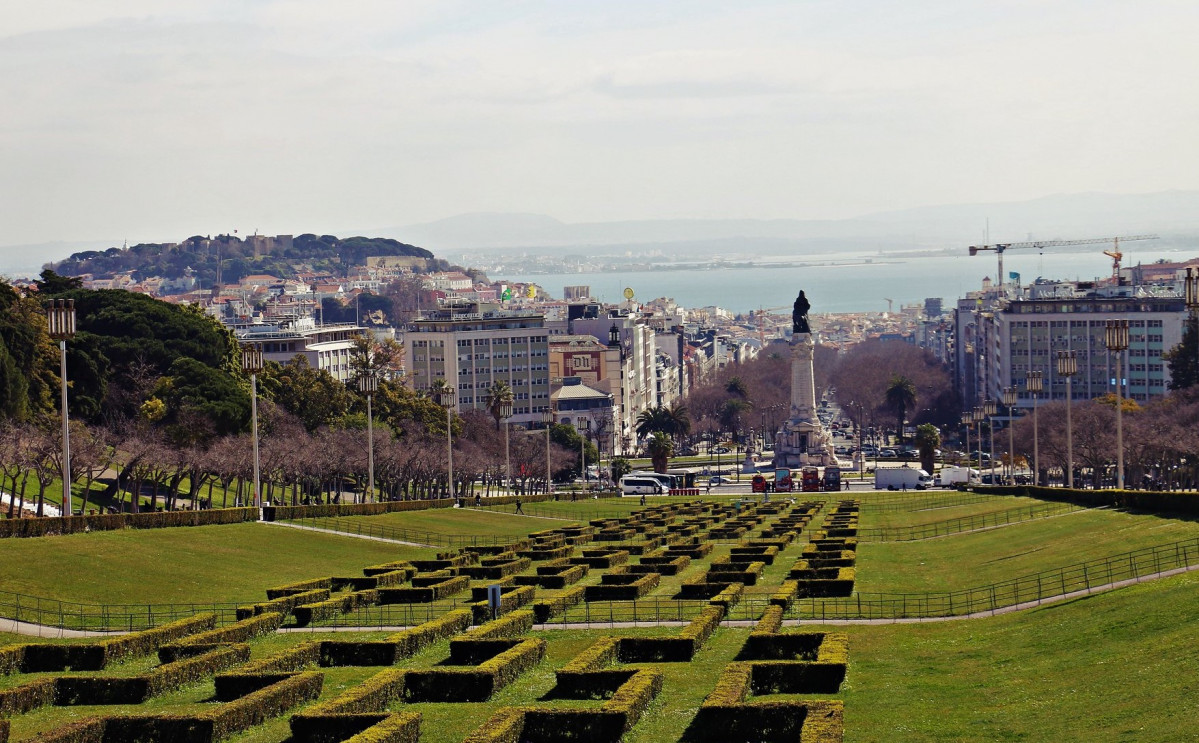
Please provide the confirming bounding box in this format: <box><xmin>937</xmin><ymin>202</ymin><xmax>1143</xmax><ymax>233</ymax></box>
<box><xmin>2</xmin><ymin>0</ymin><xmax>1198</xmax><ymax>247</ymax></box>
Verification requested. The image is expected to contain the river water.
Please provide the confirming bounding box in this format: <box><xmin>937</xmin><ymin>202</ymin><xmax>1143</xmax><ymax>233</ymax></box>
<box><xmin>496</xmin><ymin>248</ymin><xmax>1193</xmax><ymax>314</ymax></box>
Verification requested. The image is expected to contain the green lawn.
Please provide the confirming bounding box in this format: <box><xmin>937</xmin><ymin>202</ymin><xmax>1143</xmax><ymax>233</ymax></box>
<box><xmin>860</xmin><ymin>495</ymin><xmax>1045</xmax><ymax>529</ymax></box>
<box><xmin>1</xmin><ymin>523</ymin><xmax>436</xmax><ymax>606</ymax></box>
<box><xmin>299</xmin><ymin>507</ymin><xmax>580</xmax><ymax>541</ymax></box>
<box><xmin>855</xmin><ymin>508</ymin><xmax>1199</xmax><ymax>594</ymax></box>
<box><xmin>832</xmin><ymin>570</ymin><xmax>1199</xmax><ymax>742</ymax></box>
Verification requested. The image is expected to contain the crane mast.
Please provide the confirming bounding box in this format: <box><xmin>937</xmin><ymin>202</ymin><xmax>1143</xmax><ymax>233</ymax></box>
<box><xmin>968</xmin><ymin>235</ymin><xmax>1158</xmax><ymax>290</ymax></box>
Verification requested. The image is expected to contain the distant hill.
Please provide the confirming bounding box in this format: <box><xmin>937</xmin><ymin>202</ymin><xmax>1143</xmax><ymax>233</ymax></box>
<box><xmin>47</xmin><ymin>233</ymin><xmax>434</xmax><ymax>285</ymax></box>
<box><xmin>380</xmin><ymin>190</ymin><xmax>1199</xmax><ymax>252</ymax></box>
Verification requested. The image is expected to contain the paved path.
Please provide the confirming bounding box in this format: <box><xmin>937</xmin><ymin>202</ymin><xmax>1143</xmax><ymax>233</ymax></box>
<box><xmin>259</xmin><ymin>520</ymin><xmax>436</xmax><ymax>547</ymax></box>
<box><xmin>0</xmin><ymin>617</ymin><xmax>120</xmax><ymax>638</ymax></box>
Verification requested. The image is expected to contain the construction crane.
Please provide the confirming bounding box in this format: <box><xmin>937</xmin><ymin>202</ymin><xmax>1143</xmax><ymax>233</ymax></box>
<box><xmin>968</xmin><ymin>235</ymin><xmax>1158</xmax><ymax>290</ymax></box>
<box><xmin>1103</xmin><ymin>236</ymin><xmax>1147</xmax><ymax>281</ymax></box>
<box><xmin>884</xmin><ymin>298</ymin><xmax>893</xmax><ymax>314</ymax></box>
<box><xmin>753</xmin><ymin>305</ymin><xmax>792</xmax><ymax>345</ymax></box>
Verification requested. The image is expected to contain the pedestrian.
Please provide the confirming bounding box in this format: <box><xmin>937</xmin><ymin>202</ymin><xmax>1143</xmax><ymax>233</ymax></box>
<box><xmin>515</xmin><ymin>497</ymin><xmax>524</xmax><ymax>514</ymax></box>
<box><xmin>843</xmin><ymin>480</ymin><xmax>850</xmax><ymax>491</ymax></box>
<box><xmin>475</xmin><ymin>493</ymin><xmax>482</xmax><ymax>508</ymax></box>
<box><xmin>639</xmin><ymin>494</ymin><xmax>646</xmax><ymax>506</ymax></box>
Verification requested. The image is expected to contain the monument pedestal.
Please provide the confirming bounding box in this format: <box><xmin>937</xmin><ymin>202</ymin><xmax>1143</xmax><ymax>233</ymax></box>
<box><xmin>772</xmin><ymin>333</ymin><xmax>837</xmax><ymax>469</ymax></box>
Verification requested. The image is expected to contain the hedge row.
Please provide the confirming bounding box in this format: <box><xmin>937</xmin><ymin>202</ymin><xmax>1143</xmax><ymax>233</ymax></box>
<box><xmin>696</xmin><ymin>664</ymin><xmax>845</xmax><ymax>743</ymax></box>
<box><xmin>755</xmin><ymin>605</ymin><xmax>784</xmax><ymax>634</ymax></box>
<box><xmin>290</xmin><ymin>670</ymin><xmax>412</xmax><ymax>742</ymax></box>
<box><xmin>584</xmin><ymin>572</ymin><xmax>660</xmax><ymax>601</ymax></box>
<box><xmin>568</xmin><ymin>549</ymin><xmax>630</xmax><ymax>569</ymax></box>
<box><xmin>729</xmin><ymin>545</ymin><xmax>781</xmax><ymax>564</ymax></box>
<box><xmin>361</xmin><ymin>562</ymin><xmax>417</xmax><ymax>578</ymax></box>
<box><xmin>6</xmin><ymin>613</ymin><xmax>216</xmax><ymax>674</ymax></box>
<box><xmin>531</xmin><ymin>586</ymin><xmax>585</xmax><ymax>623</ymax></box>
<box><xmin>293</xmin><ymin>590</ymin><xmax>379</xmax><ymax>627</ymax></box>
<box><xmin>377</xmin><ymin>575</ymin><xmax>469</xmax><ymax>604</ymax></box>
<box><xmin>330</xmin><ymin>570</ymin><xmax>410</xmax><ymax>591</ymax></box>
<box><xmin>513</xmin><ymin>563</ymin><xmax>586</xmax><ymax>589</ymax></box>
<box><xmin>158</xmin><ymin>613</ymin><xmax>282</xmax><ymax>663</ymax></box>
<box><xmin>770</xmin><ymin>580</ymin><xmax>799</xmax><ymax>609</ymax></box>
<box><xmin>979</xmin><ymin>484</ymin><xmax>1199</xmax><ymax>516</ymax></box>
<box><xmin>465</xmin><ymin>669</ymin><xmax>663</xmax><ymax>743</ymax></box>
<box><xmin>463</xmin><ymin>609</ymin><xmax>535</xmax><ymax>639</ymax></box>
<box><xmin>0</xmin><ymin>508</ymin><xmax>259</xmax><ymax>540</ymax></box>
<box><xmin>403</xmin><ymin>638</ymin><xmax>546</xmax><ymax>703</ymax></box>
<box><xmin>55</xmin><ymin>644</ymin><xmax>250</xmax><ymax>705</ymax></box>
<box><xmin>266</xmin><ymin>577</ymin><xmax>334</xmax><ymax>600</ymax></box>
<box><xmin>0</xmin><ymin>677</ymin><xmax>55</xmax><ymax>717</ymax></box>
<box><xmin>340</xmin><ymin>712</ymin><xmax>422</xmax><ymax>743</ymax></box>
<box><xmin>706</xmin><ymin>560</ymin><xmax>766</xmax><ymax>586</ymax></box>
<box><xmin>470</xmin><ymin>586</ymin><xmax>537</xmax><ymax>624</ymax></box>
<box><xmin>628</xmin><ymin>555</ymin><xmax>689</xmax><ymax>576</ymax></box>
<box><xmin>794</xmin><ymin>568</ymin><xmax>856</xmax><ymax>598</ymax></box>
<box><xmin>617</xmin><ymin>605</ymin><xmax>725</xmax><ymax>663</ymax></box>
<box><xmin>236</xmin><ymin>589</ymin><xmax>330</xmax><ymax>621</ymax></box>
<box><xmin>318</xmin><ymin>609</ymin><xmax>472</xmax><ymax>667</ymax></box>
<box><xmin>23</xmin><ymin>717</ymin><xmax>104</xmax><ymax>743</ymax></box>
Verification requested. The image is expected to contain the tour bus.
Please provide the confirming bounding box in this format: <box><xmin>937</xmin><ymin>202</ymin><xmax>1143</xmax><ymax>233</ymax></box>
<box><xmin>800</xmin><ymin>467</ymin><xmax>822</xmax><ymax>492</ymax></box>
<box><xmin>822</xmin><ymin>466</ymin><xmax>842</xmax><ymax>492</ymax></box>
<box><xmin>631</xmin><ymin>471</ymin><xmax>678</xmax><ymax>491</ymax></box>
<box><xmin>620</xmin><ymin>475</ymin><xmax>668</xmax><ymax>496</ymax></box>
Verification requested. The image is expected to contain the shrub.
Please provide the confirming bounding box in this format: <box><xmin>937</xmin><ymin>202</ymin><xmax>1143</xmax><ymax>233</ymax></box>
<box><xmin>17</xmin><ymin>613</ymin><xmax>217</xmax><ymax>673</ymax></box>
<box><xmin>159</xmin><ymin>613</ymin><xmax>282</xmax><ymax>661</ymax></box>
<box><xmin>362</xmin><ymin>562</ymin><xmax>416</xmax><ymax>579</ymax></box>
<box><xmin>770</xmin><ymin>580</ymin><xmax>799</xmax><ymax>609</ymax></box>
<box><xmin>0</xmin><ymin>677</ymin><xmax>56</xmax><ymax>716</ymax></box>
<box><xmin>584</xmin><ymin>573</ymin><xmax>659</xmax><ymax>601</ymax></box>
<box><xmin>55</xmin><ymin>644</ymin><xmax>250</xmax><ymax>705</ymax></box>
<box><xmin>266</xmin><ymin>577</ymin><xmax>334</xmax><ymax>599</ymax></box>
<box><xmin>377</xmin><ymin>575</ymin><xmax>469</xmax><ymax>604</ymax></box>
<box><xmin>236</xmin><ymin>589</ymin><xmax>330</xmax><ymax>621</ymax></box>
<box><xmin>21</xmin><ymin>717</ymin><xmax>104</xmax><ymax>742</ymax></box>
<box><xmin>755</xmin><ymin>606</ymin><xmax>784</xmax><ymax>634</ymax></box>
<box><xmin>403</xmin><ymin>639</ymin><xmax>546</xmax><ymax>702</ymax></box>
<box><xmin>463</xmin><ymin>609</ymin><xmax>534</xmax><ymax>639</ymax></box>
<box><xmin>293</xmin><ymin>595</ymin><xmax>358</xmax><ymax>627</ymax></box>
<box><xmin>205</xmin><ymin>670</ymin><xmax>325</xmax><ymax>740</ymax></box>
<box><xmin>531</xmin><ymin>587</ymin><xmax>586</xmax><ymax>623</ymax></box>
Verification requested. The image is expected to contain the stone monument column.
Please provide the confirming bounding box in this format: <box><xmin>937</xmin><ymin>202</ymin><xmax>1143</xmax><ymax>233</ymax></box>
<box><xmin>791</xmin><ymin>334</ymin><xmax>817</xmax><ymax>421</ymax></box>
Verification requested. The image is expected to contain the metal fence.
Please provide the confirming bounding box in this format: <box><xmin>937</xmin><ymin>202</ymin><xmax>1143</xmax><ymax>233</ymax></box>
<box><xmin>856</xmin><ymin>501</ymin><xmax>1086</xmax><ymax>541</ymax></box>
<box><xmin>855</xmin><ymin>492</ymin><xmax>996</xmax><ymax>512</ymax></box>
<box><xmin>0</xmin><ymin>591</ymin><xmax>241</xmax><ymax>633</ymax></box>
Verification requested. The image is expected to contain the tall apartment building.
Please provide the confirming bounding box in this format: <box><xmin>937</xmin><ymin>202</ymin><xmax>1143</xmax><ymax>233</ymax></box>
<box><xmin>571</xmin><ymin>312</ymin><xmax>659</xmax><ymax>455</ymax></box>
<box><xmin>961</xmin><ymin>282</ymin><xmax>1186</xmax><ymax>409</ymax></box>
<box><xmin>404</xmin><ymin>306</ymin><xmax>551</xmax><ymax>427</ymax></box>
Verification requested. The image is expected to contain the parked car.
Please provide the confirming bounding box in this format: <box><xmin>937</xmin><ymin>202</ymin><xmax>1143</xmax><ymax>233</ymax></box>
<box><xmin>709</xmin><ymin>476</ymin><xmax>732</xmax><ymax>485</ymax></box>
<box><xmin>712</xmin><ymin>446</ymin><xmax>731</xmax><ymax>454</ymax></box>
<box><xmin>879</xmin><ymin>449</ymin><xmax>897</xmax><ymax>458</ymax></box>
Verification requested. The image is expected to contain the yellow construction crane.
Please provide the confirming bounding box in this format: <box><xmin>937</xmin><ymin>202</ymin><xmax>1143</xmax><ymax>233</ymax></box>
<box><xmin>968</xmin><ymin>234</ymin><xmax>1158</xmax><ymax>290</ymax></box>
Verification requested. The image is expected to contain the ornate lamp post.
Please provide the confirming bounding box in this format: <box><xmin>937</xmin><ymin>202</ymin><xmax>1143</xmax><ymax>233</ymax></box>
<box><xmin>1105</xmin><ymin>319</ymin><xmax>1130</xmax><ymax>489</ymax></box>
<box><xmin>542</xmin><ymin>408</ymin><xmax>554</xmax><ymax>495</ymax></box>
<box><xmin>46</xmin><ymin>299</ymin><xmax>76</xmax><ymax>518</ymax></box>
<box><xmin>500</xmin><ymin>400</ymin><xmax>514</xmax><ymax>492</ymax></box>
<box><xmin>984</xmin><ymin>398</ymin><xmax>997</xmax><ymax>484</ymax></box>
<box><xmin>1056</xmin><ymin>351</ymin><xmax>1078</xmax><ymax>488</ymax></box>
<box><xmin>435</xmin><ymin>385</ymin><xmax>456</xmax><ymax>500</ymax></box>
<box><xmin>358</xmin><ymin>373</ymin><xmax>378</xmax><ymax>503</ymax></box>
<box><xmin>580</xmin><ymin>419</ymin><xmax>591</xmax><ymax>486</ymax></box>
<box><xmin>971</xmin><ymin>407</ymin><xmax>984</xmax><ymax>469</ymax></box>
<box><xmin>961</xmin><ymin>413</ymin><xmax>972</xmax><ymax>471</ymax></box>
<box><xmin>1026</xmin><ymin>370</ymin><xmax>1042</xmax><ymax>486</ymax></box>
<box><xmin>1002</xmin><ymin>387</ymin><xmax>1017</xmax><ymax>484</ymax></box>
<box><xmin>241</xmin><ymin>345</ymin><xmax>264</xmax><ymax>509</ymax></box>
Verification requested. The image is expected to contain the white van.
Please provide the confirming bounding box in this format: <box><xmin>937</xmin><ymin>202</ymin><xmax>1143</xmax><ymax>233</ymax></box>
<box><xmin>620</xmin><ymin>476</ymin><xmax>668</xmax><ymax>496</ymax></box>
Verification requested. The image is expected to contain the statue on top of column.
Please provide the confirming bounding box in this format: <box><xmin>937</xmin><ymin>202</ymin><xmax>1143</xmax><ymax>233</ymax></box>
<box><xmin>792</xmin><ymin>290</ymin><xmax>811</xmax><ymax>334</ymax></box>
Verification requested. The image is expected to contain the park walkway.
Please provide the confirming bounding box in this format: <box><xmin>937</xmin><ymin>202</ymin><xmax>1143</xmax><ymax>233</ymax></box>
<box><xmin>259</xmin><ymin>519</ymin><xmax>436</xmax><ymax>547</ymax></box>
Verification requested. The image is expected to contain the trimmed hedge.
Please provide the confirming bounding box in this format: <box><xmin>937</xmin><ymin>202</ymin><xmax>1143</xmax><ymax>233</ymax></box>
<box><xmin>568</xmin><ymin>550</ymin><xmax>630</xmax><ymax>569</ymax></box>
<box><xmin>158</xmin><ymin>613</ymin><xmax>282</xmax><ymax>662</ymax></box>
<box><xmin>531</xmin><ymin>586</ymin><xmax>585</xmax><ymax>623</ymax></box>
<box><xmin>25</xmin><ymin>718</ymin><xmax>104</xmax><ymax>742</ymax></box>
<box><xmin>263</xmin><ymin>498</ymin><xmax>454</xmax><ymax>521</ymax></box>
<box><xmin>794</xmin><ymin>568</ymin><xmax>856</xmax><ymax>598</ymax></box>
<box><xmin>361</xmin><ymin>562</ymin><xmax>417</xmax><ymax>579</ymax></box>
<box><xmin>0</xmin><ymin>677</ymin><xmax>55</xmax><ymax>717</ymax></box>
<box><xmin>617</xmin><ymin>605</ymin><xmax>724</xmax><ymax>663</ymax></box>
<box><xmin>584</xmin><ymin>573</ymin><xmax>660</xmax><ymax>601</ymax></box>
<box><xmin>470</xmin><ymin>586</ymin><xmax>536</xmax><ymax>624</ymax></box>
<box><xmin>696</xmin><ymin>664</ymin><xmax>845</xmax><ymax>743</ymax></box>
<box><xmin>12</xmin><ymin>613</ymin><xmax>216</xmax><ymax>673</ymax></box>
<box><xmin>0</xmin><ymin>508</ymin><xmax>259</xmax><ymax>540</ymax></box>
<box><xmin>755</xmin><ymin>605</ymin><xmax>785</xmax><ymax>634</ymax></box>
<box><xmin>979</xmin><ymin>483</ymin><xmax>1199</xmax><ymax>516</ymax></box>
<box><xmin>343</xmin><ymin>712</ymin><xmax>421</xmax><ymax>743</ymax></box>
<box><xmin>376</xmin><ymin>575</ymin><xmax>469</xmax><ymax>604</ymax></box>
<box><xmin>513</xmin><ymin>564</ymin><xmax>587</xmax><ymax>589</ymax></box>
<box><xmin>461</xmin><ymin>557</ymin><xmax>532</xmax><ymax>580</ymax></box>
<box><xmin>463</xmin><ymin>609</ymin><xmax>535</xmax><ymax>639</ymax></box>
<box><xmin>236</xmin><ymin>588</ymin><xmax>330</xmax><ymax>621</ymax></box>
<box><xmin>706</xmin><ymin>560</ymin><xmax>766</xmax><ymax>586</ymax></box>
<box><xmin>770</xmin><ymin>581</ymin><xmax>799</xmax><ymax>609</ymax></box>
<box><xmin>266</xmin><ymin>578</ymin><xmax>334</xmax><ymax>600</ymax></box>
<box><xmin>55</xmin><ymin>644</ymin><xmax>251</xmax><ymax>705</ymax></box>
<box><xmin>403</xmin><ymin>638</ymin><xmax>546</xmax><ymax>702</ymax></box>
<box><xmin>290</xmin><ymin>668</ymin><xmax>407</xmax><ymax>742</ymax></box>
<box><xmin>319</xmin><ymin>609</ymin><xmax>472</xmax><ymax>667</ymax></box>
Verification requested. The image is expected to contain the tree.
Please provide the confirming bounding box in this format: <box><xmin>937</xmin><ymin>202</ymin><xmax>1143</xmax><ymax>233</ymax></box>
<box><xmin>484</xmin><ymin>380</ymin><xmax>515</xmax><ymax>431</ymax></box>
<box><xmin>884</xmin><ymin>375</ymin><xmax>917</xmax><ymax>443</ymax></box>
<box><xmin>718</xmin><ymin>398</ymin><xmax>752</xmax><ymax>444</ymax></box>
<box><xmin>610</xmin><ymin>457</ymin><xmax>632</xmax><ymax>482</ymax></box>
<box><xmin>262</xmin><ymin>356</ymin><xmax>354</xmax><ymax>433</ymax></box>
<box><xmin>646</xmin><ymin>431</ymin><xmax>674</xmax><ymax>474</ymax></box>
<box><xmin>914</xmin><ymin>424</ymin><xmax>940</xmax><ymax>474</ymax></box>
<box><xmin>1164</xmin><ymin>315</ymin><xmax>1199</xmax><ymax>390</ymax></box>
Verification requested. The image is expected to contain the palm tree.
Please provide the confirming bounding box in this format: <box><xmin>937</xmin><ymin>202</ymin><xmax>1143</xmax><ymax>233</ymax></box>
<box><xmin>915</xmin><ymin>423</ymin><xmax>941</xmax><ymax>474</ymax></box>
<box><xmin>725</xmin><ymin>376</ymin><xmax>750</xmax><ymax>400</ymax></box>
<box><xmin>885</xmin><ymin>375</ymin><xmax>917</xmax><ymax>444</ymax></box>
<box><xmin>636</xmin><ymin>405</ymin><xmax>674</xmax><ymax>440</ymax></box>
<box><xmin>484</xmin><ymin>380</ymin><xmax>514</xmax><ymax>430</ymax></box>
<box><xmin>666</xmin><ymin>401</ymin><xmax>691</xmax><ymax>444</ymax></box>
<box><xmin>646</xmin><ymin>431</ymin><xmax>674</xmax><ymax>474</ymax></box>
<box><xmin>719</xmin><ymin>398</ymin><xmax>752</xmax><ymax>446</ymax></box>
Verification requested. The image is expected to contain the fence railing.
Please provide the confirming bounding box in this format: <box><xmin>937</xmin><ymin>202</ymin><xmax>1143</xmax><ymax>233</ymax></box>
<box><xmin>855</xmin><ymin>492</ymin><xmax>996</xmax><ymax>512</ymax></box>
<box><xmin>857</xmin><ymin>501</ymin><xmax>1086</xmax><ymax>541</ymax></box>
<box><xmin>0</xmin><ymin>591</ymin><xmax>242</xmax><ymax>633</ymax></box>
<box><xmin>784</xmin><ymin>536</ymin><xmax>1199</xmax><ymax>620</ymax></box>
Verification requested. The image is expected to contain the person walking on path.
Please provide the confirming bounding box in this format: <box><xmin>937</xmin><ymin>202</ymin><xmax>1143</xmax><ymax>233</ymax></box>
<box><xmin>514</xmin><ymin>497</ymin><xmax>524</xmax><ymax>514</ymax></box>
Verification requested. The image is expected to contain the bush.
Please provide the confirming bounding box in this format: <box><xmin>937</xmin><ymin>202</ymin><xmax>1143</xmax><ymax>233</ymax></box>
<box><xmin>463</xmin><ymin>609</ymin><xmax>534</xmax><ymax>639</ymax></box>
<box><xmin>23</xmin><ymin>717</ymin><xmax>104</xmax><ymax>742</ymax></box>
<box><xmin>531</xmin><ymin>587</ymin><xmax>586</xmax><ymax>623</ymax></box>
<box><xmin>0</xmin><ymin>508</ymin><xmax>258</xmax><ymax>540</ymax></box>
<box><xmin>158</xmin><ymin>613</ymin><xmax>282</xmax><ymax>661</ymax></box>
<box><xmin>342</xmin><ymin>712</ymin><xmax>421</xmax><ymax>743</ymax></box>
<box><xmin>377</xmin><ymin>575</ymin><xmax>469</xmax><ymax>604</ymax></box>
<box><xmin>55</xmin><ymin>644</ymin><xmax>250</xmax><ymax>705</ymax></box>
<box><xmin>470</xmin><ymin>586</ymin><xmax>536</xmax><ymax>624</ymax></box>
<box><xmin>584</xmin><ymin>573</ymin><xmax>659</xmax><ymax>601</ymax></box>
<box><xmin>403</xmin><ymin>639</ymin><xmax>545</xmax><ymax>702</ymax></box>
<box><xmin>293</xmin><ymin>595</ymin><xmax>358</xmax><ymax>628</ymax></box>
<box><xmin>236</xmin><ymin>589</ymin><xmax>330</xmax><ymax>621</ymax></box>
<box><xmin>17</xmin><ymin>613</ymin><xmax>217</xmax><ymax>672</ymax></box>
<box><xmin>205</xmin><ymin>670</ymin><xmax>325</xmax><ymax>740</ymax></box>
<box><xmin>266</xmin><ymin>578</ymin><xmax>333</xmax><ymax>600</ymax></box>
<box><xmin>0</xmin><ymin>677</ymin><xmax>55</xmax><ymax>717</ymax></box>
<box><xmin>755</xmin><ymin>606</ymin><xmax>784</xmax><ymax>634</ymax></box>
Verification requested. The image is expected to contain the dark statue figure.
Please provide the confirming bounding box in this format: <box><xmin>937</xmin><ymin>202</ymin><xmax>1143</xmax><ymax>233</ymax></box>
<box><xmin>792</xmin><ymin>290</ymin><xmax>811</xmax><ymax>334</ymax></box>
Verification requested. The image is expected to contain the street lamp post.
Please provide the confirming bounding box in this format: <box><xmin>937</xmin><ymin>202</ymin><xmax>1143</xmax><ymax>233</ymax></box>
<box><xmin>971</xmin><ymin>407</ymin><xmax>984</xmax><ymax>470</ymax></box>
<box><xmin>436</xmin><ymin>386</ymin><xmax>457</xmax><ymax>501</ymax></box>
<box><xmin>241</xmin><ymin>346</ymin><xmax>264</xmax><ymax>510</ymax></box>
<box><xmin>500</xmin><ymin>401</ymin><xmax>514</xmax><ymax>493</ymax></box>
<box><xmin>1002</xmin><ymin>387</ymin><xmax>1017</xmax><ymax>484</ymax></box>
<box><xmin>1056</xmin><ymin>352</ymin><xmax>1078</xmax><ymax>488</ymax></box>
<box><xmin>46</xmin><ymin>299</ymin><xmax>76</xmax><ymax>518</ymax></box>
<box><xmin>1026</xmin><ymin>371</ymin><xmax>1043</xmax><ymax>486</ymax></box>
<box><xmin>1187</xmin><ymin>267</ymin><xmax>1199</xmax><ymax>377</ymax></box>
<box><xmin>1105</xmin><ymin>319</ymin><xmax>1130</xmax><ymax>489</ymax></box>
<box><xmin>541</xmin><ymin>408</ymin><xmax>554</xmax><ymax>495</ymax></box>
<box><xmin>961</xmin><ymin>414</ymin><xmax>972</xmax><ymax>472</ymax></box>
<box><xmin>580</xmin><ymin>420</ymin><xmax>591</xmax><ymax>486</ymax></box>
<box><xmin>984</xmin><ymin>399</ymin><xmax>997</xmax><ymax>484</ymax></box>
<box><xmin>358</xmin><ymin>373</ymin><xmax>378</xmax><ymax>503</ymax></box>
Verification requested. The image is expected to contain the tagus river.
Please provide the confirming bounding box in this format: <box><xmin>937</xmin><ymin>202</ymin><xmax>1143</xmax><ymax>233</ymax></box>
<box><xmin>496</xmin><ymin>249</ymin><xmax>1188</xmax><ymax>315</ymax></box>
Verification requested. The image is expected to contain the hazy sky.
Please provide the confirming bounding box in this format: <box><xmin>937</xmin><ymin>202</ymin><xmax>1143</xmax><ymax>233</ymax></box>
<box><xmin>2</xmin><ymin>0</ymin><xmax>1197</xmax><ymax>246</ymax></box>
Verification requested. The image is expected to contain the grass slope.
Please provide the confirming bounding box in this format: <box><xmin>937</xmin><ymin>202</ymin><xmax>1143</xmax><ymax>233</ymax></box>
<box><xmin>856</xmin><ymin>509</ymin><xmax>1199</xmax><ymax>593</ymax></box>
<box><xmin>833</xmin><ymin>571</ymin><xmax>1199</xmax><ymax>742</ymax></box>
<box><xmin>1</xmin><ymin>523</ymin><xmax>436</xmax><ymax>605</ymax></box>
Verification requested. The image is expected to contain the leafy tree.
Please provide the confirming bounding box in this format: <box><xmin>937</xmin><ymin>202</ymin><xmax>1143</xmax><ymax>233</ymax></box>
<box><xmin>915</xmin><ymin>423</ymin><xmax>941</xmax><ymax>473</ymax></box>
<box><xmin>261</xmin><ymin>356</ymin><xmax>354</xmax><ymax>432</ymax></box>
<box><xmin>1164</xmin><ymin>315</ymin><xmax>1199</xmax><ymax>390</ymax></box>
<box><xmin>610</xmin><ymin>456</ymin><xmax>632</xmax><ymax>482</ymax></box>
<box><xmin>646</xmin><ymin>431</ymin><xmax>674</xmax><ymax>474</ymax></box>
<box><xmin>884</xmin><ymin>375</ymin><xmax>917</xmax><ymax>443</ymax></box>
<box><xmin>550</xmin><ymin>423</ymin><xmax>597</xmax><ymax>479</ymax></box>
<box><xmin>0</xmin><ymin>281</ymin><xmax>56</xmax><ymax>422</ymax></box>
<box><xmin>155</xmin><ymin>357</ymin><xmax>251</xmax><ymax>441</ymax></box>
